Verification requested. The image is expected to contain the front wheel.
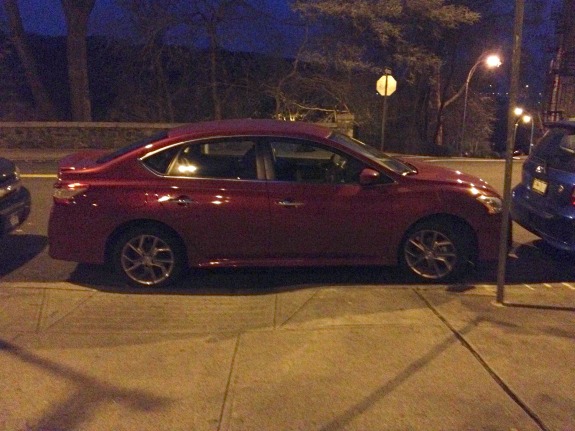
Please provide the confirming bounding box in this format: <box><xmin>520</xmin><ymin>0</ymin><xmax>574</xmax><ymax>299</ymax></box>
<box><xmin>111</xmin><ymin>226</ymin><xmax>186</xmax><ymax>288</ymax></box>
<box><xmin>400</xmin><ymin>220</ymin><xmax>474</xmax><ymax>283</ymax></box>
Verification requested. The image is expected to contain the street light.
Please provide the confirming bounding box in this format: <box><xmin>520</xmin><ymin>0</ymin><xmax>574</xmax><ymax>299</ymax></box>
<box><xmin>512</xmin><ymin>107</ymin><xmax>534</xmax><ymax>153</ymax></box>
<box><xmin>460</xmin><ymin>53</ymin><xmax>502</xmax><ymax>154</ymax></box>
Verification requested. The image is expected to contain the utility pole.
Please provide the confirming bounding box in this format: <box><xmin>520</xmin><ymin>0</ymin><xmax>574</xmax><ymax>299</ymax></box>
<box><xmin>496</xmin><ymin>0</ymin><xmax>525</xmax><ymax>304</ymax></box>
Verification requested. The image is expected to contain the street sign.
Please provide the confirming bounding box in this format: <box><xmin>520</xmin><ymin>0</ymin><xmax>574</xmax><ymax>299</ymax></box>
<box><xmin>376</xmin><ymin>74</ymin><xmax>397</xmax><ymax>96</ymax></box>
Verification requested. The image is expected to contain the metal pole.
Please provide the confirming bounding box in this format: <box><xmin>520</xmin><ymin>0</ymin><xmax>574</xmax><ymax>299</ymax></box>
<box><xmin>381</xmin><ymin>96</ymin><xmax>388</xmax><ymax>151</ymax></box>
<box><xmin>460</xmin><ymin>82</ymin><xmax>470</xmax><ymax>155</ymax></box>
<box><xmin>529</xmin><ymin>120</ymin><xmax>535</xmax><ymax>154</ymax></box>
<box><xmin>496</xmin><ymin>0</ymin><xmax>525</xmax><ymax>304</ymax></box>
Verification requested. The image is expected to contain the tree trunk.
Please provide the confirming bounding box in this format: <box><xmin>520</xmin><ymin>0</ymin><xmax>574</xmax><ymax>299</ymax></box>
<box><xmin>61</xmin><ymin>0</ymin><xmax>95</xmax><ymax>121</ymax></box>
<box><xmin>207</xmin><ymin>22</ymin><xmax>222</xmax><ymax>120</ymax></box>
<box><xmin>3</xmin><ymin>0</ymin><xmax>57</xmax><ymax>119</ymax></box>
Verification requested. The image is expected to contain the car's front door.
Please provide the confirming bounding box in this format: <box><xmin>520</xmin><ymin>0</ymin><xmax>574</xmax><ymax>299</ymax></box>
<box><xmin>265</xmin><ymin>138</ymin><xmax>381</xmax><ymax>261</ymax></box>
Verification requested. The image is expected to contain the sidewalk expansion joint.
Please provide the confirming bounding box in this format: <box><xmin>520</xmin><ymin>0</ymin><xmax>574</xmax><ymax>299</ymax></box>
<box><xmin>414</xmin><ymin>289</ymin><xmax>551</xmax><ymax>431</ymax></box>
<box><xmin>217</xmin><ymin>333</ymin><xmax>242</xmax><ymax>431</ymax></box>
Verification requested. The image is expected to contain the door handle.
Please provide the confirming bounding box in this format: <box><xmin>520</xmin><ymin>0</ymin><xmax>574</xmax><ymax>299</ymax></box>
<box><xmin>165</xmin><ymin>196</ymin><xmax>196</xmax><ymax>206</ymax></box>
<box><xmin>276</xmin><ymin>199</ymin><xmax>304</xmax><ymax>208</ymax></box>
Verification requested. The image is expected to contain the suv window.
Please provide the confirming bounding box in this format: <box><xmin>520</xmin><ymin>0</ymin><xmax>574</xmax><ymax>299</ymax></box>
<box><xmin>531</xmin><ymin>127</ymin><xmax>575</xmax><ymax>172</ymax></box>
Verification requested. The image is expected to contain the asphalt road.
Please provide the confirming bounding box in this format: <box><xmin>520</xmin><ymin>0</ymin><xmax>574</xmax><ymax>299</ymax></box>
<box><xmin>3</xmin><ymin>157</ymin><xmax>575</xmax><ymax>286</ymax></box>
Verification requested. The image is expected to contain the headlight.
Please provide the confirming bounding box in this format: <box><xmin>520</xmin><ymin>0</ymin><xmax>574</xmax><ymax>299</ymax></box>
<box><xmin>0</xmin><ymin>168</ymin><xmax>20</xmax><ymax>198</ymax></box>
<box><xmin>476</xmin><ymin>194</ymin><xmax>502</xmax><ymax>214</ymax></box>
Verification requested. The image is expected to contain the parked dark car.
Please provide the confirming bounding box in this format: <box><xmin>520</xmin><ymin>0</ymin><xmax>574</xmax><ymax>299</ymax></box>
<box><xmin>0</xmin><ymin>157</ymin><xmax>31</xmax><ymax>236</ymax></box>
<box><xmin>512</xmin><ymin>120</ymin><xmax>575</xmax><ymax>251</ymax></box>
<box><xmin>48</xmin><ymin>119</ymin><xmax>503</xmax><ymax>288</ymax></box>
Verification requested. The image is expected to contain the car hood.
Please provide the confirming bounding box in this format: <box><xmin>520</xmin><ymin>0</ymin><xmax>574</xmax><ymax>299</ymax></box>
<box><xmin>400</xmin><ymin>158</ymin><xmax>499</xmax><ymax>195</ymax></box>
<box><xmin>57</xmin><ymin>150</ymin><xmax>110</xmax><ymax>171</ymax></box>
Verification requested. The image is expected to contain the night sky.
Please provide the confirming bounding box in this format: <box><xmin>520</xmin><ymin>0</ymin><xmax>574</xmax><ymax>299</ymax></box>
<box><xmin>4</xmin><ymin>0</ymin><xmax>562</xmax><ymax>92</ymax></box>
<box><xmin>14</xmin><ymin>0</ymin><xmax>295</xmax><ymax>36</ymax></box>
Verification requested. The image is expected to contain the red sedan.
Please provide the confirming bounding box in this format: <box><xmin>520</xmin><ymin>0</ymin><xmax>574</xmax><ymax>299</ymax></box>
<box><xmin>48</xmin><ymin>119</ymin><xmax>503</xmax><ymax>288</ymax></box>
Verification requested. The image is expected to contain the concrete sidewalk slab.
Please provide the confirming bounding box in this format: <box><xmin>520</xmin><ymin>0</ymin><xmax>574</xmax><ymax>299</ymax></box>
<box><xmin>421</xmin><ymin>287</ymin><xmax>575</xmax><ymax>431</ymax></box>
<box><xmin>1</xmin><ymin>282</ymin><xmax>573</xmax><ymax>430</ymax></box>
<box><xmin>219</xmin><ymin>326</ymin><xmax>539</xmax><ymax>431</ymax></box>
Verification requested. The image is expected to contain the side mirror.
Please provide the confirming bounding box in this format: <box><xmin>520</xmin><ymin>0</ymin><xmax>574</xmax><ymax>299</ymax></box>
<box><xmin>359</xmin><ymin>168</ymin><xmax>380</xmax><ymax>186</ymax></box>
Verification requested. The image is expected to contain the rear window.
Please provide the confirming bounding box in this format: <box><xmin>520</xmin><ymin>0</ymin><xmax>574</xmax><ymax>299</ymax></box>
<box><xmin>531</xmin><ymin>127</ymin><xmax>575</xmax><ymax>172</ymax></box>
<box><xmin>96</xmin><ymin>131</ymin><xmax>168</xmax><ymax>164</ymax></box>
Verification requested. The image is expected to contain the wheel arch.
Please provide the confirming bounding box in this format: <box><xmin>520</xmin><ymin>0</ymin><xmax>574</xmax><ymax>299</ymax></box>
<box><xmin>104</xmin><ymin>219</ymin><xmax>188</xmax><ymax>264</ymax></box>
<box><xmin>400</xmin><ymin>213</ymin><xmax>479</xmax><ymax>265</ymax></box>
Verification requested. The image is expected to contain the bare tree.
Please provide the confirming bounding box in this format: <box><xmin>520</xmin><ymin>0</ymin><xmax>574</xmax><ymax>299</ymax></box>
<box><xmin>3</xmin><ymin>0</ymin><xmax>57</xmax><ymax>119</ymax></box>
<box><xmin>188</xmin><ymin>0</ymin><xmax>264</xmax><ymax>120</ymax></box>
<box><xmin>61</xmin><ymin>0</ymin><xmax>95</xmax><ymax>121</ymax></box>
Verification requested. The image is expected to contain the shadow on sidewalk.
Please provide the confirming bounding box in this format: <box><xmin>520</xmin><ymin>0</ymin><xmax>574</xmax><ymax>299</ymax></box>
<box><xmin>0</xmin><ymin>338</ymin><xmax>173</xmax><ymax>431</ymax></box>
<box><xmin>0</xmin><ymin>234</ymin><xmax>47</xmax><ymax>277</ymax></box>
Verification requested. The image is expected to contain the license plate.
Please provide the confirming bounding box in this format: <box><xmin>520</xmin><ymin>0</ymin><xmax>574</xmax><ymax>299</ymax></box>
<box><xmin>532</xmin><ymin>178</ymin><xmax>548</xmax><ymax>195</ymax></box>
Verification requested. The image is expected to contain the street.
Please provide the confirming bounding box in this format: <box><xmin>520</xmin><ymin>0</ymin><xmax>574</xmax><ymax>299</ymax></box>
<box><xmin>1</xmin><ymin>157</ymin><xmax>575</xmax><ymax>431</ymax></box>
<box><xmin>4</xmin><ymin>157</ymin><xmax>575</xmax><ymax>286</ymax></box>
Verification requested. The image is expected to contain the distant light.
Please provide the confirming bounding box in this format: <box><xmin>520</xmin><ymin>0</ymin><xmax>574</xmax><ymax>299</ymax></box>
<box><xmin>178</xmin><ymin>164</ymin><xmax>198</xmax><ymax>174</ymax></box>
<box><xmin>485</xmin><ymin>55</ymin><xmax>502</xmax><ymax>68</ymax></box>
<box><xmin>514</xmin><ymin>107</ymin><xmax>524</xmax><ymax>116</ymax></box>
<box><xmin>522</xmin><ymin>115</ymin><xmax>532</xmax><ymax>123</ymax></box>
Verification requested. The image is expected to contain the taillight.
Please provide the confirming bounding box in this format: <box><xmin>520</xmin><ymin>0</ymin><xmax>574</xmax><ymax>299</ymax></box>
<box><xmin>53</xmin><ymin>182</ymin><xmax>89</xmax><ymax>204</ymax></box>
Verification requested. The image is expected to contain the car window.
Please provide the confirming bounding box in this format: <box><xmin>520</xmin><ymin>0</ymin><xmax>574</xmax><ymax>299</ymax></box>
<box><xmin>270</xmin><ymin>140</ymin><xmax>365</xmax><ymax>184</ymax></box>
<box><xmin>531</xmin><ymin>128</ymin><xmax>575</xmax><ymax>172</ymax></box>
<box><xmin>329</xmin><ymin>132</ymin><xmax>416</xmax><ymax>176</ymax></box>
<box><xmin>143</xmin><ymin>139</ymin><xmax>259</xmax><ymax>180</ymax></box>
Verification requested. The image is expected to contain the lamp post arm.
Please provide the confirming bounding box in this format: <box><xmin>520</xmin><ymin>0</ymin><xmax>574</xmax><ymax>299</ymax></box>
<box><xmin>443</xmin><ymin>59</ymin><xmax>482</xmax><ymax>109</ymax></box>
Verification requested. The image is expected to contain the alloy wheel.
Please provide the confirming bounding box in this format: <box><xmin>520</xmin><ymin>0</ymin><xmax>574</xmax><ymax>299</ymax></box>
<box><xmin>403</xmin><ymin>229</ymin><xmax>458</xmax><ymax>280</ymax></box>
<box><xmin>120</xmin><ymin>233</ymin><xmax>176</xmax><ymax>286</ymax></box>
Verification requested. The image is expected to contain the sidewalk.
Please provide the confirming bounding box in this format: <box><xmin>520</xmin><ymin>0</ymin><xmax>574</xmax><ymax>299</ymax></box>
<box><xmin>1</xmin><ymin>148</ymin><xmax>82</xmax><ymax>162</ymax></box>
<box><xmin>1</xmin><ymin>281</ymin><xmax>574</xmax><ymax>431</ymax></box>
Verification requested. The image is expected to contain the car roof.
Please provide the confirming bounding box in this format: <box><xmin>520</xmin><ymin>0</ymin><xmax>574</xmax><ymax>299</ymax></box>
<box><xmin>168</xmin><ymin>119</ymin><xmax>333</xmax><ymax>140</ymax></box>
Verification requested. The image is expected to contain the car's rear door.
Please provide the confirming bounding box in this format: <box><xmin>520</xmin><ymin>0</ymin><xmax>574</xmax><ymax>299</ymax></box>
<box><xmin>141</xmin><ymin>138</ymin><xmax>271</xmax><ymax>263</ymax></box>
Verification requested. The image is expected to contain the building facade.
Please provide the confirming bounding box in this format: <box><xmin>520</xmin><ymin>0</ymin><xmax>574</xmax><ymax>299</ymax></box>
<box><xmin>545</xmin><ymin>0</ymin><xmax>575</xmax><ymax>121</ymax></box>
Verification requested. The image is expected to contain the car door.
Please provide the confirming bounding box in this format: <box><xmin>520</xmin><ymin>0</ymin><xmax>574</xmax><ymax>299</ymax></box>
<box><xmin>265</xmin><ymin>138</ymin><xmax>398</xmax><ymax>262</ymax></box>
<box><xmin>141</xmin><ymin>138</ymin><xmax>270</xmax><ymax>263</ymax></box>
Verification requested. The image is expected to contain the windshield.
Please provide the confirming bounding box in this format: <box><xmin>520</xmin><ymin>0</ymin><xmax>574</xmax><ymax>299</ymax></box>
<box><xmin>329</xmin><ymin>132</ymin><xmax>417</xmax><ymax>175</ymax></box>
<box><xmin>96</xmin><ymin>131</ymin><xmax>168</xmax><ymax>164</ymax></box>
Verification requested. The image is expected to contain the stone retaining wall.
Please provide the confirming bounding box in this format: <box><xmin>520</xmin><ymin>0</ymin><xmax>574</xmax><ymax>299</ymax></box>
<box><xmin>0</xmin><ymin>122</ymin><xmax>176</xmax><ymax>149</ymax></box>
<box><xmin>0</xmin><ymin>119</ymin><xmax>354</xmax><ymax>150</ymax></box>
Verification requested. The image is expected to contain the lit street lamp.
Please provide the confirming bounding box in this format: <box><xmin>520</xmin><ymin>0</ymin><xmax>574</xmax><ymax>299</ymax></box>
<box><xmin>460</xmin><ymin>53</ymin><xmax>502</xmax><ymax>154</ymax></box>
<box><xmin>512</xmin><ymin>107</ymin><xmax>532</xmax><ymax>152</ymax></box>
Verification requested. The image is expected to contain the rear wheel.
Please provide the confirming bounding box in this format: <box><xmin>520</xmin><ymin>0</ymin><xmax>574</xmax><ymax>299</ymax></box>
<box><xmin>400</xmin><ymin>220</ymin><xmax>474</xmax><ymax>282</ymax></box>
<box><xmin>112</xmin><ymin>226</ymin><xmax>186</xmax><ymax>288</ymax></box>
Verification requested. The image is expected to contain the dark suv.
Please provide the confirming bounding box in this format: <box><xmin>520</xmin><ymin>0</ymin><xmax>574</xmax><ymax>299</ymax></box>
<box><xmin>511</xmin><ymin>120</ymin><xmax>575</xmax><ymax>251</ymax></box>
<box><xmin>0</xmin><ymin>157</ymin><xmax>31</xmax><ymax>236</ymax></box>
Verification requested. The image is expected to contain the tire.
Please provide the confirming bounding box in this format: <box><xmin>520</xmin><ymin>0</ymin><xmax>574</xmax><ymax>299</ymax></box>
<box><xmin>112</xmin><ymin>226</ymin><xmax>186</xmax><ymax>288</ymax></box>
<box><xmin>400</xmin><ymin>220</ymin><xmax>474</xmax><ymax>283</ymax></box>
